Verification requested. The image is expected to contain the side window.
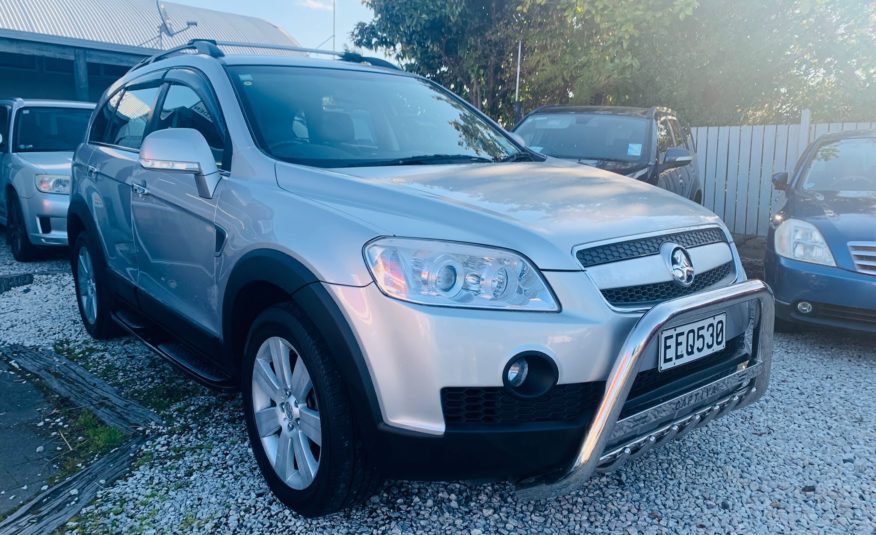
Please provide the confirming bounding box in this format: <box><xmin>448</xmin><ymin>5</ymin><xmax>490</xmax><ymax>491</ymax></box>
<box><xmin>667</xmin><ymin>118</ymin><xmax>687</xmax><ymax>149</ymax></box>
<box><xmin>104</xmin><ymin>86</ymin><xmax>160</xmax><ymax>150</ymax></box>
<box><xmin>89</xmin><ymin>90</ymin><xmax>122</xmax><ymax>143</ymax></box>
<box><xmin>0</xmin><ymin>106</ymin><xmax>8</xmax><ymax>151</ymax></box>
<box><xmin>656</xmin><ymin>117</ymin><xmax>672</xmax><ymax>154</ymax></box>
<box><xmin>155</xmin><ymin>84</ymin><xmax>225</xmax><ymax>168</ymax></box>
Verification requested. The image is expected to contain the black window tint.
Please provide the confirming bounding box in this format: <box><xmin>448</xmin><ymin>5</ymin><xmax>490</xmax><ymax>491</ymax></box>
<box><xmin>105</xmin><ymin>86</ymin><xmax>160</xmax><ymax>150</ymax></box>
<box><xmin>90</xmin><ymin>91</ymin><xmax>122</xmax><ymax>143</ymax></box>
<box><xmin>156</xmin><ymin>84</ymin><xmax>224</xmax><ymax>168</ymax></box>
<box><xmin>0</xmin><ymin>106</ymin><xmax>9</xmax><ymax>151</ymax></box>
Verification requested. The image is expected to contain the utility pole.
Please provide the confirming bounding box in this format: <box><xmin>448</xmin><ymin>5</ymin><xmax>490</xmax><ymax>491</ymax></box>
<box><xmin>332</xmin><ymin>0</ymin><xmax>336</xmax><ymax>52</ymax></box>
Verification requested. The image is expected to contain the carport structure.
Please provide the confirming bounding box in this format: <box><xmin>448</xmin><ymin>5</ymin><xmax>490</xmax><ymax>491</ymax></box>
<box><xmin>0</xmin><ymin>0</ymin><xmax>300</xmax><ymax>102</ymax></box>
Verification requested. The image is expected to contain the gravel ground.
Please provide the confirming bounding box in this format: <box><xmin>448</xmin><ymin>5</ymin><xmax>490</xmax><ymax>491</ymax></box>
<box><xmin>0</xmin><ymin>238</ymin><xmax>874</xmax><ymax>534</ymax></box>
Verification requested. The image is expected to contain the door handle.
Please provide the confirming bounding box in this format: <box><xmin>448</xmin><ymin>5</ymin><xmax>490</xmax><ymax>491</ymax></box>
<box><xmin>132</xmin><ymin>182</ymin><xmax>149</xmax><ymax>196</ymax></box>
<box><xmin>86</xmin><ymin>165</ymin><xmax>98</xmax><ymax>179</ymax></box>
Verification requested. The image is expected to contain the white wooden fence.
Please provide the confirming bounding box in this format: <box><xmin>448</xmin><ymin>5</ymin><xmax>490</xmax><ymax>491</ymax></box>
<box><xmin>691</xmin><ymin>111</ymin><xmax>876</xmax><ymax>237</ymax></box>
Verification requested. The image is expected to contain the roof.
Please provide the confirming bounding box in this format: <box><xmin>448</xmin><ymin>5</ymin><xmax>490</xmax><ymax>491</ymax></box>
<box><xmin>0</xmin><ymin>0</ymin><xmax>299</xmax><ymax>56</ymax></box>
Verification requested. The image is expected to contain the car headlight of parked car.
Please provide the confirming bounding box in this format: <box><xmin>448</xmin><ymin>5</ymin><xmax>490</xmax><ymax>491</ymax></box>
<box><xmin>364</xmin><ymin>237</ymin><xmax>560</xmax><ymax>311</ymax></box>
<box><xmin>34</xmin><ymin>174</ymin><xmax>71</xmax><ymax>195</ymax></box>
<box><xmin>774</xmin><ymin>218</ymin><xmax>836</xmax><ymax>266</ymax></box>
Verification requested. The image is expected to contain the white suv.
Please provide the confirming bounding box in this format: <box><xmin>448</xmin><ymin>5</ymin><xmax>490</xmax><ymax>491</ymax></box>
<box><xmin>68</xmin><ymin>40</ymin><xmax>774</xmax><ymax>517</ymax></box>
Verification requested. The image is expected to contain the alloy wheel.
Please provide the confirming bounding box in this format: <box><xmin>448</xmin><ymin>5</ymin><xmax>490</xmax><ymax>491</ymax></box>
<box><xmin>76</xmin><ymin>246</ymin><xmax>98</xmax><ymax>325</ymax></box>
<box><xmin>251</xmin><ymin>336</ymin><xmax>322</xmax><ymax>490</ymax></box>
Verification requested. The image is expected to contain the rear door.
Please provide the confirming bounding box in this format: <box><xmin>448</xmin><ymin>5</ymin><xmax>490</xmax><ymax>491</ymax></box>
<box><xmin>131</xmin><ymin>68</ymin><xmax>229</xmax><ymax>338</ymax></box>
<box><xmin>0</xmin><ymin>104</ymin><xmax>10</xmax><ymax>224</ymax></box>
<box><xmin>84</xmin><ymin>75</ymin><xmax>163</xmax><ymax>292</ymax></box>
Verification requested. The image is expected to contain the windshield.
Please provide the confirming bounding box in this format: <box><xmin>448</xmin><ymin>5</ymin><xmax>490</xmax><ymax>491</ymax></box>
<box><xmin>801</xmin><ymin>137</ymin><xmax>876</xmax><ymax>193</ymax></box>
<box><xmin>228</xmin><ymin>65</ymin><xmax>522</xmax><ymax>167</ymax></box>
<box><xmin>515</xmin><ymin>112</ymin><xmax>649</xmax><ymax>163</ymax></box>
<box><xmin>13</xmin><ymin>107</ymin><xmax>92</xmax><ymax>152</ymax></box>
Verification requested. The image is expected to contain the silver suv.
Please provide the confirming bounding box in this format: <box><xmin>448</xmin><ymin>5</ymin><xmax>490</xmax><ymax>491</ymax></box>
<box><xmin>0</xmin><ymin>99</ymin><xmax>94</xmax><ymax>261</ymax></box>
<box><xmin>69</xmin><ymin>40</ymin><xmax>774</xmax><ymax>517</ymax></box>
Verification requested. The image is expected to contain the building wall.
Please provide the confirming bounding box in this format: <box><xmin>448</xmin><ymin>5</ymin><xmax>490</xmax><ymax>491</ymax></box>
<box><xmin>0</xmin><ymin>51</ymin><xmax>133</xmax><ymax>102</ymax></box>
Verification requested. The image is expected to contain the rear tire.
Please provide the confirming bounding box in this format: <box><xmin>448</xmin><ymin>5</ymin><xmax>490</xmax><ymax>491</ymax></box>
<box><xmin>242</xmin><ymin>304</ymin><xmax>381</xmax><ymax>517</ymax></box>
<box><xmin>6</xmin><ymin>194</ymin><xmax>40</xmax><ymax>262</ymax></box>
<box><xmin>71</xmin><ymin>233</ymin><xmax>118</xmax><ymax>339</ymax></box>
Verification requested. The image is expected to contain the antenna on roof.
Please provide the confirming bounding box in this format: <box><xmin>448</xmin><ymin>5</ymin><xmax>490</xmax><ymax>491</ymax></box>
<box><xmin>155</xmin><ymin>0</ymin><xmax>197</xmax><ymax>49</ymax></box>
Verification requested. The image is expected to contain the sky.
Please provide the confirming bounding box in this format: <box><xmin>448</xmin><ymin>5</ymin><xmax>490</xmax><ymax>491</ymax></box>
<box><xmin>170</xmin><ymin>0</ymin><xmax>374</xmax><ymax>51</ymax></box>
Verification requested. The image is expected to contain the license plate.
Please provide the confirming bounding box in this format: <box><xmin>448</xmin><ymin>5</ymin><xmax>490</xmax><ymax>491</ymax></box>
<box><xmin>659</xmin><ymin>313</ymin><xmax>726</xmax><ymax>372</ymax></box>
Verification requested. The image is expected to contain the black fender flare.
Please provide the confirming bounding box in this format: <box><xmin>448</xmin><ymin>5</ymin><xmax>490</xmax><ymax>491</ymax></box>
<box><xmin>222</xmin><ymin>249</ymin><xmax>384</xmax><ymax>434</ymax></box>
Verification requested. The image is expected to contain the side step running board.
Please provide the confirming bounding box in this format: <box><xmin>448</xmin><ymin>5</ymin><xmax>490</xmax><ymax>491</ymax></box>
<box><xmin>112</xmin><ymin>309</ymin><xmax>236</xmax><ymax>391</ymax></box>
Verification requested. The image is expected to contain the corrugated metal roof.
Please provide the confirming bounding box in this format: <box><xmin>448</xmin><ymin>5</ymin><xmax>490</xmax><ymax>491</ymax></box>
<box><xmin>0</xmin><ymin>0</ymin><xmax>299</xmax><ymax>53</ymax></box>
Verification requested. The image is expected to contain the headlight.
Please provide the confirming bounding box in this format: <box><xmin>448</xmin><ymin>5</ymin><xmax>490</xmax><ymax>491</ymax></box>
<box><xmin>364</xmin><ymin>238</ymin><xmax>560</xmax><ymax>311</ymax></box>
<box><xmin>35</xmin><ymin>174</ymin><xmax>71</xmax><ymax>195</ymax></box>
<box><xmin>774</xmin><ymin>219</ymin><xmax>835</xmax><ymax>266</ymax></box>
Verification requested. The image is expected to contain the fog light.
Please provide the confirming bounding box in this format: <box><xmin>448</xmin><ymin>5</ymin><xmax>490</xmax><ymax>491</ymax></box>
<box><xmin>502</xmin><ymin>352</ymin><xmax>558</xmax><ymax>398</ymax></box>
<box><xmin>506</xmin><ymin>359</ymin><xmax>529</xmax><ymax>387</ymax></box>
<box><xmin>797</xmin><ymin>301</ymin><xmax>813</xmax><ymax>314</ymax></box>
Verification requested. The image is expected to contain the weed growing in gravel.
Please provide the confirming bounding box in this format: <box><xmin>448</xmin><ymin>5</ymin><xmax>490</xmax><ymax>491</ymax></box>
<box><xmin>50</xmin><ymin>410</ymin><xmax>126</xmax><ymax>485</ymax></box>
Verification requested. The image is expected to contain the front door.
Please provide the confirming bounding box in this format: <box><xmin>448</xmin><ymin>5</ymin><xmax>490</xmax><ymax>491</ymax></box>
<box><xmin>132</xmin><ymin>71</ymin><xmax>229</xmax><ymax>337</ymax></box>
<box><xmin>655</xmin><ymin>115</ymin><xmax>686</xmax><ymax>197</ymax></box>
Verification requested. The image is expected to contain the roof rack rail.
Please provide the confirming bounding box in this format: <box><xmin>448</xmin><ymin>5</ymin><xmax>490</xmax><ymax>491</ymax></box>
<box><xmin>209</xmin><ymin>40</ymin><xmax>399</xmax><ymax>70</ymax></box>
<box><xmin>128</xmin><ymin>39</ymin><xmax>224</xmax><ymax>73</ymax></box>
<box><xmin>128</xmin><ymin>39</ymin><xmax>398</xmax><ymax>73</ymax></box>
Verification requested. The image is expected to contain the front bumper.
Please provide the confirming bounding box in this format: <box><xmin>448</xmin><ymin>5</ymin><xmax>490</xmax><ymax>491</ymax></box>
<box><xmin>516</xmin><ymin>280</ymin><xmax>773</xmax><ymax>498</ymax></box>
<box><xmin>22</xmin><ymin>191</ymin><xmax>69</xmax><ymax>246</ymax></box>
<box><xmin>765</xmin><ymin>253</ymin><xmax>876</xmax><ymax>333</ymax></box>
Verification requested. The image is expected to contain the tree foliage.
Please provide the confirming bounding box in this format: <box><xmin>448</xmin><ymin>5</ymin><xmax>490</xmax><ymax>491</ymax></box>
<box><xmin>353</xmin><ymin>0</ymin><xmax>876</xmax><ymax>126</ymax></box>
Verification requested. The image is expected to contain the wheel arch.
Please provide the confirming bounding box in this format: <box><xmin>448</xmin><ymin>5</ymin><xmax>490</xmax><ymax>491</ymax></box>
<box><xmin>222</xmin><ymin>249</ymin><xmax>383</xmax><ymax>434</ymax></box>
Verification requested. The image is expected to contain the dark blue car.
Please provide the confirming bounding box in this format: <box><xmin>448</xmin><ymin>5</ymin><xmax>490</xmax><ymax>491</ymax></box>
<box><xmin>764</xmin><ymin>130</ymin><xmax>876</xmax><ymax>333</ymax></box>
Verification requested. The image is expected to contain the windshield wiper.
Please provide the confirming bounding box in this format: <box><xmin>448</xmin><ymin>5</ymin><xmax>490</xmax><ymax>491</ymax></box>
<box><xmin>384</xmin><ymin>154</ymin><xmax>494</xmax><ymax>166</ymax></box>
<box><xmin>495</xmin><ymin>151</ymin><xmax>542</xmax><ymax>162</ymax></box>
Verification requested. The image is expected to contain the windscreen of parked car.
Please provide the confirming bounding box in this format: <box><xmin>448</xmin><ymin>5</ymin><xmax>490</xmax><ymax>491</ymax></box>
<box><xmin>228</xmin><ymin>65</ymin><xmax>523</xmax><ymax>167</ymax></box>
<box><xmin>13</xmin><ymin>107</ymin><xmax>92</xmax><ymax>152</ymax></box>
<box><xmin>515</xmin><ymin>112</ymin><xmax>649</xmax><ymax>163</ymax></box>
<box><xmin>801</xmin><ymin>137</ymin><xmax>876</xmax><ymax>193</ymax></box>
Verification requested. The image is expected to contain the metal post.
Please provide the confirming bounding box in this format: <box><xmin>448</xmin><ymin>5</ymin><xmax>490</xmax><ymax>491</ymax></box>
<box><xmin>332</xmin><ymin>0</ymin><xmax>336</xmax><ymax>52</ymax></box>
<box><xmin>799</xmin><ymin>108</ymin><xmax>812</xmax><ymax>151</ymax></box>
<box><xmin>73</xmin><ymin>49</ymin><xmax>89</xmax><ymax>101</ymax></box>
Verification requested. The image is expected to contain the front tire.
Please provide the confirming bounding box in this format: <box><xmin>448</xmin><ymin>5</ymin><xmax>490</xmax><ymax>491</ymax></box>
<box><xmin>7</xmin><ymin>194</ymin><xmax>39</xmax><ymax>262</ymax></box>
<box><xmin>242</xmin><ymin>304</ymin><xmax>380</xmax><ymax>517</ymax></box>
<box><xmin>71</xmin><ymin>233</ymin><xmax>118</xmax><ymax>339</ymax></box>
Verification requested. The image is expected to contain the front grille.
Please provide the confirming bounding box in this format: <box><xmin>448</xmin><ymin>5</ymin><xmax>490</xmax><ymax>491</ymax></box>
<box><xmin>601</xmin><ymin>262</ymin><xmax>734</xmax><ymax>308</ymax></box>
<box><xmin>849</xmin><ymin>242</ymin><xmax>876</xmax><ymax>275</ymax></box>
<box><xmin>577</xmin><ymin>228</ymin><xmax>726</xmax><ymax>268</ymax></box>
<box><xmin>813</xmin><ymin>303</ymin><xmax>876</xmax><ymax>325</ymax></box>
<box><xmin>441</xmin><ymin>383</ymin><xmax>603</xmax><ymax>427</ymax></box>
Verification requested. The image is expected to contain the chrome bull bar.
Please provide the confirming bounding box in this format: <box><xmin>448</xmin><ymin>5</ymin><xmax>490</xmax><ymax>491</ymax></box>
<box><xmin>516</xmin><ymin>279</ymin><xmax>774</xmax><ymax>499</ymax></box>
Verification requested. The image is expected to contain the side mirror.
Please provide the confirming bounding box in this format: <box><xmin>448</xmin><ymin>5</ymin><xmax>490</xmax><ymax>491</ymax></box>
<box><xmin>772</xmin><ymin>171</ymin><xmax>789</xmax><ymax>191</ymax></box>
<box><xmin>660</xmin><ymin>147</ymin><xmax>693</xmax><ymax>170</ymax></box>
<box><xmin>139</xmin><ymin>128</ymin><xmax>220</xmax><ymax>199</ymax></box>
<box><xmin>508</xmin><ymin>132</ymin><xmax>526</xmax><ymax>147</ymax></box>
